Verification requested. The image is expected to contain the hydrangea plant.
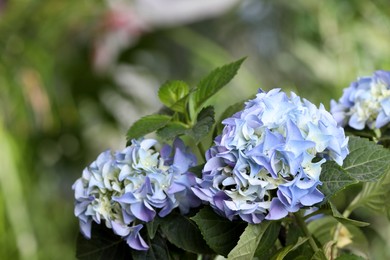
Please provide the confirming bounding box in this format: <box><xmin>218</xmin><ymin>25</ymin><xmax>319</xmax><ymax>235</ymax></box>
<box><xmin>331</xmin><ymin>70</ymin><xmax>390</xmax><ymax>131</ymax></box>
<box><xmin>73</xmin><ymin>138</ymin><xmax>200</xmax><ymax>250</ymax></box>
<box><xmin>74</xmin><ymin>59</ymin><xmax>390</xmax><ymax>260</ymax></box>
<box><xmin>192</xmin><ymin>89</ymin><xmax>349</xmax><ymax>223</ymax></box>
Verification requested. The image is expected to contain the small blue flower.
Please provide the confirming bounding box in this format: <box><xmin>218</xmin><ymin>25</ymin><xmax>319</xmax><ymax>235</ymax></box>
<box><xmin>193</xmin><ymin>89</ymin><xmax>349</xmax><ymax>223</ymax></box>
<box><xmin>331</xmin><ymin>70</ymin><xmax>390</xmax><ymax>130</ymax></box>
<box><xmin>73</xmin><ymin>138</ymin><xmax>200</xmax><ymax>251</ymax></box>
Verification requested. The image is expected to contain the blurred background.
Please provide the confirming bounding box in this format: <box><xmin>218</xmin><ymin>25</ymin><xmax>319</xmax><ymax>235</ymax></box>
<box><xmin>1</xmin><ymin>0</ymin><xmax>390</xmax><ymax>259</ymax></box>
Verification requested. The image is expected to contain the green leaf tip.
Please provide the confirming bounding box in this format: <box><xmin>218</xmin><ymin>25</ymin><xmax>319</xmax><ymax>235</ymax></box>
<box><xmin>126</xmin><ymin>114</ymin><xmax>171</xmax><ymax>142</ymax></box>
<box><xmin>193</xmin><ymin>57</ymin><xmax>246</xmax><ymax>110</ymax></box>
<box><xmin>329</xmin><ymin>202</ymin><xmax>370</xmax><ymax>227</ymax></box>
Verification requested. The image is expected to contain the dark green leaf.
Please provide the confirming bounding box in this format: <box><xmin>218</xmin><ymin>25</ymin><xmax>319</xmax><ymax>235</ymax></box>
<box><xmin>191</xmin><ymin>207</ymin><xmax>247</xmax><ymax>257</ymax></box>
<box><xmin>159</xmin><ymin>212</ymin><xmax>213</xmax><ymax>254</ymax></box>
<box><xmin>270</xmin><ymin>237</ymin><xmax>309</xmax><ymax>260</ymax></box>
<box><xmin>76</xmin><ymin>223</ymin><xmax>132</xmax><ymax>260</ymax></box>
<box><xmin>328</xmin><ymin>202</ymin><xmax>369</xmax><ymax>227</ymax></box>
<box><xmin>188</xmin><ymin>164</ymin><xmax>205</xmax><ymax>178</ymax></box>
<box><xmin>126</xmin><ymin>114</ymin><xmax>171</xmax><ymax>141</ymax></box>
<box><xmin>320</xmin><ymin>161</ymin><xmax>358</xmax><ymax>201</ymax></box>
<box><xmin>131</xmin><ymin>232</ymin><xmax>171</xmax><ymax>260</ymax></box>
<box><xmin>158</xmin><ymin>80</ymin><xmax>189</xmax><ymax>112</ymax></box>
<box><xmin>227</xmin><ymin>221</ymin><xmax>271</xmax><ymax>260</ymax></box>
<box><xmin>285</xmin><ymin>223</ymin><xmax>313</xmax><ymax>260</ymax></box>
<box><xmin>156</xmin><ymin>106</ymin><xmax>175</xmax><ymax>116</ymax></box>
<box><xmin>156</xmin><ymin>122</ymin><xmax>188</xmax><ymax>140</ymax></box>
<box><xmin>193</xmin><ymin>58</ymin><xmax>246</xmax><ymax>110</ymax></box>
<box><xmin>168</xmin><ymin>250</ymin><xmax>198</xmax><ymax>260</ymax></box>
<box><xmin>343</xmin><ymin>136</ymin><xmax>390</xmax><ymax>181</ymax></box>
<box><xmin>254</xmin><ymin>222</ymin><xmax>281</xmax><ymax>259</ymax></box>
<box><xmin>146</xmin><ymin>217</ymin><xmax>163</xmax><ymax>240</ymax></box>
<box><xmin>335</xmin><ymin>254</ymin><xmax>365</xmax><ymax>260</ymax></box>
<box><xmin>187</xmin><ymin>106</ymin><xmax>215</xmax><ymax>143</ymax></box>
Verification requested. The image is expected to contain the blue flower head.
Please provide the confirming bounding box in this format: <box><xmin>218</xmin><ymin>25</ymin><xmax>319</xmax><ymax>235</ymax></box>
<box><xmin>73</xmin><ymin>138</ymin><xmax>200</xmax><ymax>250</ymax></box>
<box><xmin>193</xmin><ymin>89</ymin><xmax>349</xmax><ymax>223</ymax></box>
<box><xmin>331</xmin><ymin>70</ymin><xmax>390</xmax><ymax>130</ymax></box>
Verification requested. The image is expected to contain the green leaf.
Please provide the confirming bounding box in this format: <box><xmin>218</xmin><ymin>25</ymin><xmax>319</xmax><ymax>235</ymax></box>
<box><xmin>188</xmin><ymin>164</ymin><xmax>205</xmax><ymax>178</ymax></box>
<box><xmin>170</xmin><ymin>94</ymin><xmax>190</xmax><ymax>114</ymax></box>
<box><xmin>158</xmin><ymin>80</ymin><xmax>189</xmax><ymax>113</ymax></box>
<box><xmin>341</xmin><ymin>224</ymin><xmax>369</xmax><ymax>257</ymax></box>
<box><xmin>308</xmin><ymin>217</ymin><xmax>369</xmax><ymax>257</ymax></box>
<box><xmin>343</xmin><ymin>136</ymin><xmax>390</xmax><ymax>181</ymax></box>
<box><xmin>191</xmin><ymin>207</ymin><xmax>247</xmax><ymax>257</ymax></box>
<box><xmin>187</xmin><ymin>106</ymin><xmax>215</xmax><ymax>143</ymax></box>
<box><xmin>126</xmin><ymin>114</ymin><xmax>171</xmax><ymax>141</ymax></box>
<box><xmin>159</xmin><ymin>212</ymin><xmax>213</xmax><ymax>254</ymax></box>
<box><xmin>193</xmin><ymin>58</ymin><xmax>246</xmax><ymax>110</ymax></box>
<box><xmin>154</xmin><ymin>106</ymin><xmax>216</xmax><ymax>142</ymax></box>
<box><xmin>76</xmin><ymin>223</ymin><xmax>132</xmax><ymax>260</ymax></box>
<box><xmin>328</xmin><ymin>202</ymin><xmax>369</xmax><ymax>227</ymax></box>
<box><xmin>156</xmin><ymin>122</ymin><xmax>188</xmax><ymax>140</ymax></box>
<box><xmin>227</xmin><ymin>221</ymin><xmax>271</xmax><ymax>260</ymax></box>
<box><xmin>146</xmin><ymin>217</ymin><xmax>163</xmax><ymax>240</ymax></box>
<box><xmin>308</xmin><ymin>216</ymin><xmax>338</xmax><ymax>245</ymax></box>
<box><xmin>254</xmin><ymin>222</ymin><xmax>281</xmax><ymax>259</ymax></box>
<box><xmin>319</xmin><ymin>161</ymin><xmax>358</xmax><ymax>201</ymax></box>
<box><xmin>351</xmin><ymin>169</ymin><xmax>390</xmax><ymax>215</ymax></box>
<box><xmin>131</xmin><ymin>232</ymin><xmax>171</xmax><ymax>260</ymax></box>
<box><xmin>335</xmin><ymin>254</ymin><xmax>365</xmax><ymax>260</ymax></box>
<box><xmin>285</xmin><ymin>222</ymin><xmax>313</xmax><ymax>260</ymax></box>
<box><xmin>270</xmin><ymin>237</ymin><xmax>309</xmax><ymax>260</ymax></box>
<box><xmin>311</xmin><ymin>250</ymin><xmax>328</xmax><ymax>260</ymax></box>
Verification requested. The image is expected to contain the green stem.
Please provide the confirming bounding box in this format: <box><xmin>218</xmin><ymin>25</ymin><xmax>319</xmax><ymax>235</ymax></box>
<box><xmin>294</xmin><ymin>212</ymin><xmax>319</xmax><ymax>253</ymax></box>
<box><xmin>331</xmin><ymin>192</ymin><xmax>362</xmax><ymax>259</ymax></box>
<box><xmin>184</xmin><ymin>110</ymin><xmax>191</xmax><ymax>125</ymax></box>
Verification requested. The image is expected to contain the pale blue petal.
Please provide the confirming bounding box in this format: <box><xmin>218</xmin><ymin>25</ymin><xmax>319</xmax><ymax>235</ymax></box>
<box><xmin>126</xmin><ymin>224</ymin><xmax>149</xmax><ymax>251</ymax></box>
<box><xmin>130</xmin><ymin>201</ymin><xmax>156</xmax><ymax>222</ymax></box>
<box><xmin>265</xmin><ymin>199</ymin><xmax>288</xmax><ymax>220</ymax></box>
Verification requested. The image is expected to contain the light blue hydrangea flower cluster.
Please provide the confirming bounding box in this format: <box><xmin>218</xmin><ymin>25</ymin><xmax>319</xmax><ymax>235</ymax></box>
<box><xmin>73</xmin><ymin>138</ymin><xmax>200</xmax><ymax>250</ymax></box>
<box><xmin>192</xmin><ymin>89</ymin><xmax>349</xmax><ymax>223</ymax></box>
<box><xmin>331</xmin><ymin>70</ymin><xmax>390</xmax><ymax>130</ymax></box>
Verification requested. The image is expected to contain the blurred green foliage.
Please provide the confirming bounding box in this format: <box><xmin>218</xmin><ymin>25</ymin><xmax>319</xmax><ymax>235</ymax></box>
<box><xmin>1</xmin><ymin>0</ymin><xmax>390</xmax><ymax>259</ymax></box>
